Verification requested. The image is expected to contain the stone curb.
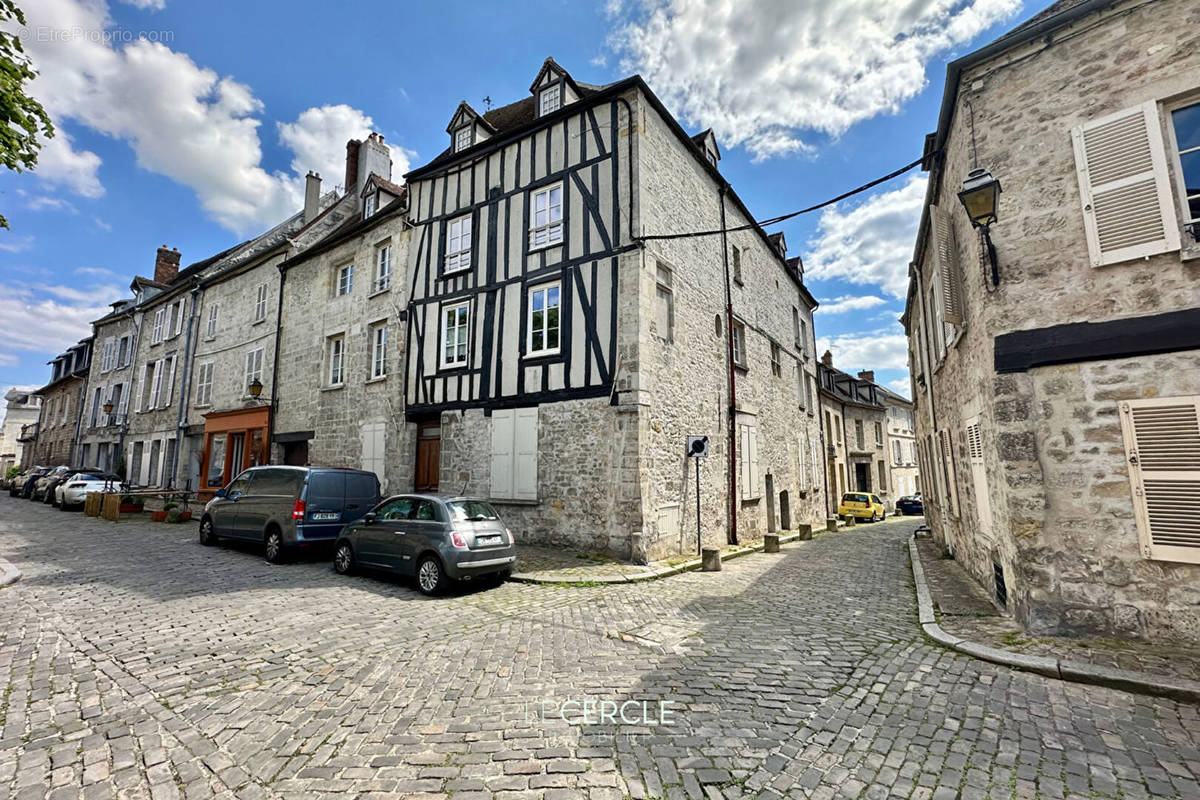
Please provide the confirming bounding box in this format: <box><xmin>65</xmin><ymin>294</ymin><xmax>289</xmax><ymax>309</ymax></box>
<box><xmin>509</xmin><ymin>529</ymin><xmax>815</xmax><ymax>586</ymax></box>
<box><xmin>908</xmin><ymin>534</ymin><xmax>1200</xmax><ymax>705</ymax></box>
<box><xmin>0</xmin><ymin>556</ymin><xmax>21</xmax><ymax>588</ymax></box>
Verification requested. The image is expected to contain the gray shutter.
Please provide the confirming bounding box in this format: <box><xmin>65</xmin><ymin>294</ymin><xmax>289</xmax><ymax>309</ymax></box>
<box><xmin>490</xmin><ymin>410</ymin><xmax>514</xmax><ymax>499</ymax></box>
<box><xmin>930</xmin><ymin>205</ymin><xmax>964</xmax><ymax>325</ymax></box>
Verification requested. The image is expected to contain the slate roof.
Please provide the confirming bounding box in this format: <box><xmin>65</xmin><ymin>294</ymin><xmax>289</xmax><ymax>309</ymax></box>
<box><xmin>818</xmin><ymin>362</ymin><xmax>886</xmax><ymax>409</ymax></box>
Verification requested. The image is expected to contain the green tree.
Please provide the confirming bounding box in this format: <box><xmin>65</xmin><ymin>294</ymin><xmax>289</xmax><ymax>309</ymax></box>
<box><xmin>0</xmin><ymin>0</ymin><xmax>54</xmax><ymax>229</ymax></box>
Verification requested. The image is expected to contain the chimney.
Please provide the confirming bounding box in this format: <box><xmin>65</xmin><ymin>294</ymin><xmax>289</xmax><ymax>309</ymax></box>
<box><xmin>304</xmin><ymin>171</ymin><xmax>322</xmax><ymax>223</ymax></box>
<box><xmin>344</xmin><ymin>138</ymin><xmax>362</xmax><ymax>195</ymax></box>
<box><xmin>155</xmin><ymin>245</ymin><xmax>181</xmax><ymax>284</ymax></box>
<box><xmin>857</xmin><ymin>370</ymin><xmax>875</xmax><ymax>384</ymax></box>
<box><xmin>358</xmin><ymin>131</ymin><xmax>393</xmax><ymax>192</ymax></box>
<box><xmin>821</xmin><ymin>350</ymin><xmax>834</xmax><ymax>368</ymax></box>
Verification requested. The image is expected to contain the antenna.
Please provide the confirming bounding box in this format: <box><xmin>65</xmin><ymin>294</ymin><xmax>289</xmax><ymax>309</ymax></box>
<box><xmin>483</xmin><ymin>95</ymin><xmax>492</xmax><ymax>111</ymax></box>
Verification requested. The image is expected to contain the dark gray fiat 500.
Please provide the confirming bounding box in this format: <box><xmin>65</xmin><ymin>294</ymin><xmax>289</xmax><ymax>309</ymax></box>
<box><xmin>332</xmin><ymin>495</ymin><xmax>517</xmax><ymax>594</ymax></box>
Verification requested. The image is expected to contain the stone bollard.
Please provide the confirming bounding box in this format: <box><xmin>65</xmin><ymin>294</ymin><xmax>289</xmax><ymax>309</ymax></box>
<box><xmin>845</xmin><ymin>515</ymin><xmax>856</xmax><ymax>528</ymax></box>
<box><xmin>825</xmin><ymin>517</ymin><xmax>838</xmax><ymax>533</ymax></box>
<box><xmin>764</xmin><ymin>534</ymin><xmax>780</xmax><ymax>553</ymax></box>
<box><xmin>797</xmin><ymin>523</ymin><xmax>813</xmax><ymax>541</ymax></box>
<box><xmin>701</xmin><ymin>547</ymin><xmax>722</xmax><ymax>572</ymax></box>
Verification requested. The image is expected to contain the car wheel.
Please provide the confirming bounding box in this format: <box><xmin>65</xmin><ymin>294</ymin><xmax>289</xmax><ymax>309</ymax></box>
<box><xmin>870</xmin><ymin>511</ymin><xmax>880</xmax><ymax>522</ymax></box>
<box><xmin>264</xmin><ymin>529</ymin><xmax>286</xmax><ymax>564</ymax></box>
<box><xmin>199</xmin><ymin>516</ymin><xmax>218</xmax><ymax>546</ymax></box>
<box><xmin>416</xmin><ymin>555</ymin><xmax>447</xmax><ymax>596</ymax></box>
<box><xmin>333</xmin><ymin>543</ymin><xmax>355</xmax><ymax>575</ymax></box>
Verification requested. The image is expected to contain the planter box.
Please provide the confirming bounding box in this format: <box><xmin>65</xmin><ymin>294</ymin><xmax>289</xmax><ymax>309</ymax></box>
<box><xmin>119</xmin><ymin>503</ymin><xmax>143</xmax><ymax>514</ymax></box>
<box><xmin>151</xmin><ymin>510</ymin><xmax>168</xmax><ymax>522</ymax></box>
<box><xmin>179</xmin><ymin>511</ymin><xmax>193</xmax><ymax>521</ymax></box>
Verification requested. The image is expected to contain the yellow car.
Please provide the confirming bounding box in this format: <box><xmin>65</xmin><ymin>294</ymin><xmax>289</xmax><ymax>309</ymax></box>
<box><xmin>839</xmin><ymin>492</ymin><xmax>886</xmax><ymax>522</ymax></box>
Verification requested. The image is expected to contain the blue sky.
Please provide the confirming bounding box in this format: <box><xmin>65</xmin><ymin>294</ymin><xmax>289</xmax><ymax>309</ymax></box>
<box><xmin>0</xmin><ymin>0</ymin><xmax>1046</xmax><ymax>401</ymax></box>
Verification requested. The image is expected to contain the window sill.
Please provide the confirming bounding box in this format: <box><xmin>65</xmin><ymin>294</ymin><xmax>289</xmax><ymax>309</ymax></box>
<box><xmin>734</xmin><ymin>363</ymin><xmax>749</xmax><ymax>373</ymax></box>
<box><xmin>365</xmin><ymin>376</ymin><xmax>388</xmax><ymax>385</ymax></box>
<box><xmin>441</xmin><ymin>265</ymin><xmax>470</xmax><ymax>279</ymax></box>
<box><xmin>252</xmin><ymin>318</ymin><xmax>267</xmax><ymax>326</ymax></box>
<box><xmin>439</xmin><ymin>363</ymin><xmax>469</xmax><ymax>373</ymax></box>
<box><xmin>528</xmin><ymin>239</ymin><xmax>563</xmax><ymax>254</ymax></box>
<box><xmin>203</xmin><ymin>336</ymin><xmax>216</xmax><ymax>342</ymax></box>
<box><xmin>321</xmin><ymin>384</ymin><xmax>345</xmax><ymax>392</ymax></box>
<box><xmin>489</xmin><ymin>497</ymin><xmax>539</xmax><ymax>506</ymax></box>
<box><xmin>368</xmin><ymin>286</ymin><xmax>391</xmax><ymax>298</ymax></box>
<box><xmin>523</xmin><ymin>350</ymin><xmax>561</xmax><ymax>362</ymax></box>
<box><xmin>194</xmin><ymin>403</ymin><xmax>211</xmax><ymax>409</ymax></box>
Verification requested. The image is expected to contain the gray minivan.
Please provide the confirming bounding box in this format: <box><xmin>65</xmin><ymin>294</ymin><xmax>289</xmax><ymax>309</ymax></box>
<box><xmin>200</xmin><ymin>466</ymin><xmax>380</xmax><ymax>563</ymax></box>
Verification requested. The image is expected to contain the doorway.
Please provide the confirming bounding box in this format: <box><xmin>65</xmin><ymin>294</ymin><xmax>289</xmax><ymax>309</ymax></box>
<box><xmin>415</xmin><ymin>420</ymin><xmax>441</xmax><ymax>491</ymax></box>
<box><xmin>854</xmin><ymin>462</ymin><xmax>870</xmax><ymax>492</ymax></box>
<box><xmin>779</xmin><ymin>490</ymin><xmax>790</xmax><ymax>530</ymax></box>
<box><xmin>229</xmin><ymin>433</ymin><xmax>245</xmax><ymax>479</ymax></box>
<box><xmin>283</xmin><ymin>440</ymin><xmax>309</xmax><ymax>466</ymax></box>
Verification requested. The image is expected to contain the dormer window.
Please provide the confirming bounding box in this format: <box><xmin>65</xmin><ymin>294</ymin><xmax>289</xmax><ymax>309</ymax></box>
<box><xmin>539</xmin><ymin>84</ymin><xmax>561</xmax><ymax>116</ymax></box>
<box><xmin>364</xmin><ymin>192</ymin><xmax>377</xmax><ymax>218</ymax></box>
<box><xmin>454</xmin><ymin>126</ymin><xmax>472</xmax><ymax>153</ymax></box>
<box><xmin>705</xmin><ymin>150</ymin><xmax>717</xmax><ymax>168</ymax></box>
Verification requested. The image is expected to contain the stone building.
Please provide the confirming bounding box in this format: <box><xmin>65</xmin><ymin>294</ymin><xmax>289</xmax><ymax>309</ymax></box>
<box><xmin>273</xmin><ymin>137</ymin><xmax>412</xmax><ymax>493</ymax></box>
<box><xmin>817</xmin><ymin>353</ymin><xmax>888</xmax><ymax>514</ymax></box>
<box><xmin>30</xmin><ymin>339</ymin><xmax>93</xmax><ymax>467</ymax></box>
<box><xmin>860</xmin><ymin>373</ymin><xmax>920</xmax><ymax>504</ymax></box>
<box><xmin>401</xmin><ymin>58</ymin><xmax>824</xmax><ymax>559</ymax></box>
<box><xmin>902</xmin><ymin>0</ymin><xmax>1200</xmax><ymax>643</ymax></box>
<box><xmin>77</xmin><ymin>297</ymin><xmax>139</xmax><ymax>474</ymax></box>
<box><xmin>0</xmin><ymin>389</ymin><xmax>41</xmax><ymax>474</ymax></box>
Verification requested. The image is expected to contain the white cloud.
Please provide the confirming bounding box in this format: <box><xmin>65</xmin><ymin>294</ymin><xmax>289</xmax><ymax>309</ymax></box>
<box><xmin>19</xmin><ymin>0</ymin><xmax>404</xmax><ymax>234</ymax></box>
<box><xmin>0</xmin><ymin>355</ymin><xmax>19</xmax><ymax>368</ymax></box>
<box><xmin>32</xmin><ymin>132</ymin><xmax>104</xmax><ymax>198</ymax></box>
<box><xmin>0</xmin><ymin>236</ymin><xmax>35</xmax><ymax>253</ymax></box>
<box><xmin>118</xmin><ymin>0</ymin><xmax>165</xmax><ymax>8</ymax></box>
<box><xmin>817</xmin><ymin>295</ymin><xmax>887</xmax><ymax>315</ymax></box>
<box><xmin>804</xmin><ymin>175</ymin><xmax>926</xmax><ymax>299</ymax></box>
<box><xmin>610</xmin><ymin>0</ymin><xmax>1019</xmax><ymax>161</ymax></box>
<box><xmin>0</xmin><ymin>282</ymin><xmax>112</xmax><ymax>365</ymax></box>
<box><xmin>26</xmin><ymin>195</ymin><xmax>78</xmax><ymax>213</ymax></box>
<box><xmin>816</xmin><ymin>329</ymin><xmax>909</xmax><ymax>372</ymax></box>
<box><xmin>74</xmin><ymin>266</ymin><xmax>119</xmax><ymax>278</ymax></box>
<box><xmin>278</xmin><ymin>105</ymin><xmax>411</xmax><ymax>190</ymax></box>
<box><xmin>887</xmin><ymin>377</ymin><xmax>912</xmax><ymax>398</ymax></box>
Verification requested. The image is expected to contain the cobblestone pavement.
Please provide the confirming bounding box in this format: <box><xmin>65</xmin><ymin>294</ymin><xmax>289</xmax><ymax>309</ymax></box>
<box><xmin>1</xmin><ymin>497</ymin><xmax>1198</xmax><ymax>800</ymax></box>
<box><xmin>916</xmin><ymin>538</ymin><xmax>1200</xmax><ymax>683</ymax></box>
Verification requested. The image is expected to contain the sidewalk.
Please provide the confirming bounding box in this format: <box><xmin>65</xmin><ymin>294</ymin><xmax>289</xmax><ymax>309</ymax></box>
<box><xmin>913</xmin><ymin>534</ymin><xmax>1200</xmax><ymax>700</ymax></box>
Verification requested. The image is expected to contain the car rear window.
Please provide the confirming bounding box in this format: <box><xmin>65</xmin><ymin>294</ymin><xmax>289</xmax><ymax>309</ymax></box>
<box><xmin>843</xmin><ymin>493</ymin><xmax>869</xmax><ymax>503</ymax></box>
<box><xmin>345</xmin><ymin>473</ymin><xmax>379</xmax><ymax>502</ymax></box>
<box><xmin>306</xmin><ymin>471</ymin><xmax>345</xmax><ymax>502</ymax></box>
<box><xmin>252</xmin><ymin>469</ymin><xmax>303</xmax><ymax>496</ymax></box>
<box><xmin>448</xmin><ymin>500</ymin><xmax>500</xmax><ymax>521</ymax></box>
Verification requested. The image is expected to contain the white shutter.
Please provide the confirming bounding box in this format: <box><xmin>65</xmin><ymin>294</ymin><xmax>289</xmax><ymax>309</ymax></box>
<box><xmin>1119</xmin><ymin>396</ymin><xmax>1200</xmax><ymax>563</ymax></box>
<box><xmin>513</xmin><ymin>407</ymin><xmax>539</xmax><ymax>501</ymax></box>
<box><xmin>1072</xmin><ymin>102</ymin><xmax>1180</xmax><ymax>267</ymax></box>
<box><xmin>173</xmin><ymin>301</ymin><xmax>184</xmax><ymax>336</ymax></box>
<box><xmin>490</xmin><ymin>410</ymin><xmax>514</xmax><ymax>499</ymax></box>
<box><xmin>929</xmin><ymin>205</ymin><xmax>964</xmax><ymax>325</ymax></box>
<box><xmin>965</xmin><ymin>419</ymin><xmax>993</xmax><ymax>533</ymax></box>
<box><xmin>162</xmin><ymin>356</ymin><xmax>175</xmax><ymax>407</ymax></box>
<box><xmin>739</xmin><ymin>422</ymin><xmax>760</xmax><ymax>500</ymax></box>
<box><xmin>939</xmin><ymin>429</ymin><xmax>959</xmax><ymax>513</ymax></box>
<box><xmin>133</xmin><ymin>365</ymin><xmax>147</xmax><ymax>412</ymax></box>
<box><xmin>117</xmin><ymin>382</ymin><xmax>128</xmax><ymax>415</ymax></box>
<box><xmin>149</xmin><ymin>361</ymin><xmax>163</xmax><ymax>408</ymax></box>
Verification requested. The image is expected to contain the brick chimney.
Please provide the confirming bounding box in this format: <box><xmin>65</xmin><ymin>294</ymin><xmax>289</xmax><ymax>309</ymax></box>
<box><xmin>155</xmin><ymin>245</ymin><xmax>181</xmax><ymax>284</ymax></box>
<box><xmin>304</xmin><ymin>171</ymin><xmax>322</xmax><ymax>223</ymax></box>
<box><xmin>857</xmin><ymin>370</ymin><xmax>875</xmax><ymax>383</ymax></box>
<box><xmin>344</xmin><ymin>138</ymin><xmax>362</xmax><ymax>194</ymax></box>
<box><xmin>821</xmin><ymin>350</ymin><xmax>833</xmax><ymax>368</ymax></box>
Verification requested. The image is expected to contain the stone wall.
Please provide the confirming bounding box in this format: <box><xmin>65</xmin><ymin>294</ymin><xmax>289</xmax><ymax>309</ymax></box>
<box><xmin>79</xmin><ymin>313</ymin><xmax>139</xmax><ymax>472</ymax></box>
<box><xmin>911</xmin><ymin>0</ymin><xmax>1200</xmax><ymax>644</ymax></box>
<box><xmin>32</xmin><ymin>379</ymin><xmax>85</xmax><ymax>467</ymax></box>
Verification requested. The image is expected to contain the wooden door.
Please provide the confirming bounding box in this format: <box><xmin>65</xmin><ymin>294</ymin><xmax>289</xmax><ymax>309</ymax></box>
<box><xmin>415</xmin><ymin>421</ymin><xmax>440</xmax><ymax>491</ymax></box>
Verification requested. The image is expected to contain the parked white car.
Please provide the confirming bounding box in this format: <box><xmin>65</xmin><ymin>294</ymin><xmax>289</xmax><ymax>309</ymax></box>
<box><xmin>55</xmin><ymin>472</ymin><xmax>125</xmax><ymax>510</ymax></box>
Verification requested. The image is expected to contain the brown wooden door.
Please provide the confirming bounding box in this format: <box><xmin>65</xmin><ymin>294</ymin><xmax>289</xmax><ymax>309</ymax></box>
<box><xmin>415</xmin><ymin>421</ymin><xmax>441</xmax><ymax>491</ymax></box>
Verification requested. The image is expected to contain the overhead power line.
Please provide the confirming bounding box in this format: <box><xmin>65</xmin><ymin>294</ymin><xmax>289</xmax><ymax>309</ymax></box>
<box><xmin>635</xmin><ymin>154</ymin><xmax>928</xmax><ymax>243</ymax></box>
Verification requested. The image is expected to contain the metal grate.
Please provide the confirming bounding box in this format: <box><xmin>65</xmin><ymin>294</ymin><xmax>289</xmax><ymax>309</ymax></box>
<box><xmin>993</xmin><ymin>561</ymin><xmax>1007</xmax><ymax>609</ymax></box>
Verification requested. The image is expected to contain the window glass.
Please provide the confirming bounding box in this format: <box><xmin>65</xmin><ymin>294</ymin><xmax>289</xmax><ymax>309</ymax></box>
<box><xmin>252</xmin><ymin>468</ymin><xmax>300</xmax><ymax>496</ymax></box>
<box><xmin>528</xmin><ymin>283</ymin><xmax>560</xmax><ymax>355</ymax></box>
<box><xmin>306</xmin><ymin>471</ymin><xmax>345</xmax><ymax>502</ymax></box>
<box><xmin>346</xmin><ymin>473</ymin><xmax>379</xmax><ymax>502</ymax></box>
<box><xmin>443</xmin><ymin>303</ymin><xmax>469</xmax><ymax>367</ymax></box>
<box><xmin>376</xmin><ymin>497</ymin><xmax>414</xmax><ymax>521</ymax></box>
<box><xmin>448</xmin><ymin>500</ymin><xmax>500</xmax><ymax>521</ymax></box>
<box><xmin>226</xmin><ymin>470</ymin><xmax>253</xmax><ymax>496</ymax></box>
<box><xmin>412</xmin><ymin>499</ymin><xmax>438</xmax><ymax>521</ymax></box>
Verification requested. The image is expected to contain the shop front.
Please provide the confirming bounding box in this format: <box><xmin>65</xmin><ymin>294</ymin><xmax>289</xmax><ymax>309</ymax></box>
<box><xmin>198</xmin><ymin>406</ymin><xmax>270</xmax><ymax>500</ymax></box>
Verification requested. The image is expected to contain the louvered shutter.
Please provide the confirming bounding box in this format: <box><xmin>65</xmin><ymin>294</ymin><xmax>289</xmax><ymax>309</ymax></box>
<box><xmin>1071</xmin><ymin>102</ymin><xmax>1181</xmax><ymax>267</ymax></box>
<box><xmin>490</xmin><ymin>410</ymin><xmax>514</xmax><ymax>499</ymax></box>
<box><xmin>149</xmin><ymin>361</ymin><xmax>163</xmax><ymax>409</ymax></box>
<box><xmin>513</xmin><ymin>407</ymin><xmax>539</xmax><ymax>501</ymax></box>
<box><xmin>939</xmin><ymin>429</ymin><xmax>959</xmax><ymax>513</ymax></box>
<box><xmin>133</xmin><ymin>365</ymin><xmax>147</xmax><ymax>413</ymax></box>
<box><xmin>1118</xmin><ymin>396</ymin><xmax>1200</xmax><ymax>563</ymax></box>
<box><xmin>965</xmin><ymin>419</ymin><xmax>992</xmax><ymax>532</ymax></box>
<box><xmin>929</xmin><ymin>205</ymin><xmax>964</xmax><ymax>325</ymax></box>
<box><xmin>162</xmin><ymin>356</ymin><xmax>175</xmax><ymax>407</ymax></box>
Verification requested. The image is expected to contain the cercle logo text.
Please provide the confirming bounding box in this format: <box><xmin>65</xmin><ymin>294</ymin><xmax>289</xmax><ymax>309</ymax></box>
<box><xmin>525</xmin><ymin>699</ymin><xmax>677</xmax><ymax>726</ymax></box>
<box><xmin>22</xmin><ymin>26</ymin><xmax>175</xmax><ymax>44</ymax></box>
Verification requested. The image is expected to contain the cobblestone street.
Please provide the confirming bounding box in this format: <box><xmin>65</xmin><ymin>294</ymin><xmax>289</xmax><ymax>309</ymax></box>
<box><xmin>1</xmin><ymin>497</ymin><xmax>1198</xmax><ymax>800</ymax></box>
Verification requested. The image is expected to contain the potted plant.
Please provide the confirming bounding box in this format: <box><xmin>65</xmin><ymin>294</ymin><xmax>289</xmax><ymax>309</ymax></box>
<box><xmin>152</xmin><ymin>501</ymin><xmax>178</xmax><ymax>523</ymax></box>
<box><xmin>118</xmin><ymin>495</ymin><xmax>144</xmax><ymax>514</ymax></box>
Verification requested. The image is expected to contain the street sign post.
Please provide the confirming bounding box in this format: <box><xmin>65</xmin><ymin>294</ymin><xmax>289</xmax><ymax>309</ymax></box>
<box><xmin>687</xmin><ymin>436</ymin><xmax>708</xmax><ymax>555</ymax></box>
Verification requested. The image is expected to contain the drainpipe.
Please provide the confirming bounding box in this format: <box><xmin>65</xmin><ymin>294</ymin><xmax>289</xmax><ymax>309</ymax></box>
<box><xmin>912</xmin><ymin>262</ymin><xmax>946</xmax><ymax>545</ymax></box>
<box><xmin>171</xmin><ymin>283</ymin><xmax>202</xmax><ymax>489</ymax></box>
<box><xmin>267</xmin><ymin>261</ymin><xmax>287</xmax><ymax>463</ymax></box>
<box><xmin>71</xmin><ymin>367</ymin><xmax>89</xmax><ymax>467</ymax></box>
<box><xmin>719</xmin><ymin>183</ymin><xmax>738</xmax><ymax>546</ymax></box>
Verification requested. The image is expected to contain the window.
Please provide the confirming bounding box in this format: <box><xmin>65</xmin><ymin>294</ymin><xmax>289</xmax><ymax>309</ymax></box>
<box><xmin>441</xmin><ymin>302</ymin><xmax>470</xmax><ymax>368</ymax></box>
<box><xmin>327</xmin><ymin>336</ymin><xmax>345</xmax><ymax>386</ymax></box>
<box><xmin>878</xmin><ymin>460</ymin><xmax>887</xmax><ymax>492</ymax></box>
<box><xmin>445</xmin><ymin>215</ymin><xmax>472</xmax><ymax>273</ymax></box>
<box><xmin>929</xmin><ymin>284</ymin><xmax>947</xmax><ymax>361</ymax></box>
<box><xmin>798</xmin><ymin>369</ymin><xmax>806</xmax><ymax>410</ymax></box>
<box><xmin>875</xmin><ymin>421</ymin><xmax>883</xmax><ymax>445</ymax></box>
<box><xmin>244</xmin><ymin>348</ymin><xmax>264</xmax><ymax>393</ymax></box>
<box><xmin>166</xmin><ymin>303</ymin><xmax>178</xmax><ymax>339</ymax></box>
<box><xmin>206</xmin><ymin>305</ymin><xmax>218</xmax><ymax>338</ymax></box>
<box><xmin>196</xmin><ymin>362</ymin><xmax>213</xmax><ymax>406</ymax></box>
<box><xmin>806</xmin><ymin>376</ymin><xmax>815</xmax><ymax>415</ymax></box>
<box><xmin>90</xmin><ymin>387</ymin><xmax>101</xmax><ymax>427</ymax></box>
<box><xmin>1169</xmin><ymin>101</ymin><xmax>1200</xmax><ymax>232</ymax></box>
<box><xmin>706</xmin><ymin>150</ymin><xmax>717</xmax><ymax>168</ymax></box>
<box><xmin>731</xmin><ymin>319</ymin><xmax>747</xmax><ymax>368</ymax></box>
<box><xmin>101</xmin><ymin>339</ymin><xmax>114</xmax><ymax>372</ymax></box>
<box><xmin>654</xmin><ymin>263</ymin><xmax>674</xmax><ymax>342</ymax></box>
<box><xmin>893</xmin><ymin>440</ymin><xmax>902</xmax><ymax>464</ymax></box>
<box><xmin>148</xmin><ymin>360</ymin><xmax>163</xmax><ymax>410</ymax></box>
<box><xmin>376</xmin><ymin>496</ymin><xmax>414</xmax><ymax>522</ymax></box>
<box><xmin>364</xmin><ymin>191</ymin><xmax>377</xmax><ymax>218</ymax></box>
<box><xmin>490</xmin><ymin>407</ymin><xmax>538</xmax><ymax>500</ymax></box>
<box><xmin>770</xmin><ymin>342</ymin><xmax>782</xmax><ymax>377</ymax></box>
<box><xmin>1118</xmin><ymin>395</ymin><xmax>1200</xmax><ymax>563</ymax></box>
<box><xmin>792</xmin><ymin>307</ymin><xmax>801</xmax><ymax>349</ymax></box>
<box><xmin>454</xmin><ymin>126</ymin><xmax>471</xmax><ymax>153</ymax></box>
<box><xmin>374</xmin><ymin>244</ymin><xmax>392</xmax><ymax>292</ymax></box>
<box><xmin>529</xmin><ymin>184</ymin><xmax>563</xmax><ymax>248</ymax></box>
<box><xmin>738</xmin><ymin>420</ymin><xmax>760</xmax><ymax>500</ymax></box>
<box><xmin>337</xmin><ymin>264</ymin><xmax>354</xmax><ymax>296</ymax></box>
<box><xmin>855</xmin><ymin>420</ymin><xmax>864</xmax><ymax>451</ymax></box>
<box><xmin>159</xmin><ymin>356</ymin><xmax>175</xmax><ymax>408</ymax></box>
<box><xmin>112</xmin><ymin>383</ymin><xmax>125</xmax><ymax>416</ymax></box>
<box><xmin>938</xmin><ymin>429</ymin><xmax>959</xmax><ymax>514</ymax></box>
<box><xmin>254</xmin><ymin>284</ymin><xmax>268</xmax><ymax>322</ymax></box>
<box><xmin>151</xmin><ymin>308</ymin><xmax>165</xmax><ymax>344</ymax></box>
<box><xmin>527</xmin><ymin>282</ymin><xmax>561</xmax><ymax>357</ymax></box>
<box><xmin>732</xmin><ymin>246</ymin><xmax>743</xmax><ymax>284</ymax></box>
<box><xmin>118</xmin><ymin>336</ymin><xmax>130</xmax><ymax>366</ymax></box>
<box><xmin>965</xmin><ymin>417</ymin><xmax>992</xmax><ymax>533</ymax></box>
<box><xmin>539</xmin><ymin>84</ymin><xmax>561</xmax><ymax>116</ymax></box>
<box><xmin>370</xmin><ymin>324</ymin><xmax>388</xmax><ymax>379</ymax></box>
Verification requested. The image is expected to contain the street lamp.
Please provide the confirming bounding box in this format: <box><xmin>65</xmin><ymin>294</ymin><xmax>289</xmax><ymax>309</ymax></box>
<box><xmin>102</xmin><ymin>401</ymin><xmax>114</xmax><ymax>414</ymax></box>
<box><xmin>957</xmin><ymin>166</ymin><xmax>1002</xmax><ymax>287</ymax></box>
<box><xmin>247</xmin><ymin>379</ymin><xmax>264</xmax><ymax>398</ymax></box>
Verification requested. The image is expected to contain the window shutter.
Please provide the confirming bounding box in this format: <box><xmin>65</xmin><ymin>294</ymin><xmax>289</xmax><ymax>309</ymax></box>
<box><xmin>134</xmin><ymin>365</ymin><xmax>147</xmax><ymax>413</ymax></box>
<box><xmin>939</xmin><ymin>429</ymin><xmax>959</xmax><ymax>513</ymax></box>
<box><xmin>149</xmin><ymin>360</ymin><xmax>163</xmax><ymax>408</ymax></box>
<box><xmin>1119</xmin><ymin>396</ymin><xmax>1200</xmax><ymax>563</ymax></box>
<box><xmin>929</xmin><ymin>205</ymin><xmax>964</xmax><ymax>325</ymax></box>
<box><xmin>513</xmin><ymin>408</ymin><xmax>539</xmax><ymax>501</ymax></box>
<box><xmin>740</xmin><ymin>423</ymin><xmax>760</xmax><ymax>501</ymax></box>
<box><xmin>965</xmin><ymin>419</ymin><xmax>992</xmax><ymax>532</ymax></box>
<box><xmin>1071</xmin><ymin>102</ymin><xmax>1180</xmax><ymax>267</ymax></box>
<box><xmin>162</xmin><ymin>357</ymin><xmax>175</xmax><ymax>407</ymax></box>
<box><xmin>490</xmin><ymin>410</ymin><xmax>514</xmax><ymax>499</ymax></box>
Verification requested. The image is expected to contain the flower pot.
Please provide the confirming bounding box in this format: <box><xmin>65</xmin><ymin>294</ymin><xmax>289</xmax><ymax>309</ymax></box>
<box><xmin>119</xmin><ymin>503</ymin><xmax>142</xmax><ymax>514</ymax></box>
<box><xmin>179</xmin><ymin>511</ymin><xmax>193</xmax><ymax>521</ymax></box>
<box><xmin>151</xmin><ymin>510</ymin><xmax>168</xmax><ymax>522</ymax></box>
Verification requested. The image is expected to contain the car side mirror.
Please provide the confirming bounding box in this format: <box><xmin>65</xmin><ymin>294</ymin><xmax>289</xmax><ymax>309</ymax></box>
<box><xmin>363</xmin><ymin>511</ymin><xmax>377</xmax><ymax>525</ymax></box>
<box><xmin>214</xmin><ymin>488</ymin><xmax>227</xmax><ymax>498</ymax></box>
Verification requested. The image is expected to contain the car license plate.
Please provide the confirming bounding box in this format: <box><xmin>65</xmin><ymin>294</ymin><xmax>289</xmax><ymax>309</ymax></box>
<box><xmin>478</xmin><ymin>535</ymin><xmax>502</xmax><ymax>545</ymax></box>
<box><xmin>312</xmin><ymin>512</ymin><xmax>339</xmax><ymax>521</ymax></box>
